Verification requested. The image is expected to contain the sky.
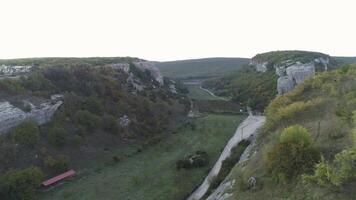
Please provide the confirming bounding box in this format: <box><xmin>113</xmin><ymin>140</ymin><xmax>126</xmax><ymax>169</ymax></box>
<box><xmin>0</xmin><ymin>0</ymin><xmax>355</xmax><ymax>61</ymax></box>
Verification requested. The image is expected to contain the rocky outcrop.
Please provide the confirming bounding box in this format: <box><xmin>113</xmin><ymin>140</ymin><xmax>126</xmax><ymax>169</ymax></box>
<box><xmin>249</xmin><ymin>60</ymin><xmax>268</xmax><ymax>72</ymax></box>
<box><xmin>0</xmin><ymin>65</ymin><xmax>32</xmax><ymax>76</ymax></box>
<box><xmin>133</xmin><ymin>61</ymin><xmax>164</xmax><ymax>85</ymax></box>
<box><xmin>0</xmin><ymin>95</ymin><xmax>63</xmax><ymax>133</ymax></box>
<box><xmin>107</xmin><ymin>63</ymin><xmax>130</xmax><ymax>73</ymax></box>
<box><xmin>250</xmin><ymin>53</ymin><xmax>330</xmax><ymax>95</ymax></box>
<box><xmin>106</xmin><ymin>61</ymin><xmax>165</xmax><ymax>93</ymax></box>
<box><xmin>276</xmin><ymin>61</ymin><xmax>316</xmax><ymax>95</ymax></box>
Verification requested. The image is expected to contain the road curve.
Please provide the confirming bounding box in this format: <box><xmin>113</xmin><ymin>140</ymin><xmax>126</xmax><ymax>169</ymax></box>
<box><xmin>187</xmin><ymin>114</ymin><xmax>266</xmax><ymax>200</ymax></box>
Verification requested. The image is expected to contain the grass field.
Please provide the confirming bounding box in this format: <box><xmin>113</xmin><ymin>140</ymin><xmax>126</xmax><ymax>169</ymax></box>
<box><xmin>186</xmin><ymin>85</ymin><xmax>228</xmax><ymax>101</ymax></box>
<box><xmin>41</xmin><ymin>114</ymin><xmax>246</xmax><ymax>200</ymax></box>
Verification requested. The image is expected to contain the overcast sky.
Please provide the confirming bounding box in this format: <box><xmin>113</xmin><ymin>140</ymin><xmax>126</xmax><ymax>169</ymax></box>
<box><xmin>0</xmin><ymin>0</ymin><xmax>355</xmax><ymax>61</ymax></box>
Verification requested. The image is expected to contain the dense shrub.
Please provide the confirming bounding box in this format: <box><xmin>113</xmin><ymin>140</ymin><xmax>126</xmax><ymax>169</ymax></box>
<box><xmin>0</xmin><ymin>79</ymin><xmax>25</xmax><ymax>94</ymax></box>
<box><xmin>265</xmin><ymin>97</ymin><xmax>325</xmax><ymax>131</ymax></box>
<box><xmin>9</xmin><ymin>121</ymin><xmax>40</xmax><ymax>146</ymax></box>
<box><xmin>102</xmin><ymin>115</ymin><xmax>120</xmax><ymax>134</ymax></box>
<box><xmin>176</xmin><ymin>151</ymin><xmax>209</xmax><ymax>170</ymax></box>
<box><xmin>2</xmin><ymin>167</ymin><xmax>43</xmax><ymax>200</ymax></box>
<box><xmin>265</xmin><ymin>125</ymin><xmax>320</xmax><ymax>180</ymax></box>
<box><xmin>43</xmin><ymin>155</ymin><xmax>69</xmax><ymax>174</ymax></box>
<box><xmin>303</xmin><ymin>148</ymin><xmax>356</xmax><ymax>187</ymax></box>
<box><xmin>73</xmin><ymin>110</ymin><xmax>101</xmax><ymax>131</ymax></box>
<box><xmin>47</xmin><ymin>126</ymin><xmax>67</xmax><ymax>147</ymax></box>
<box><xmin>203</xmin><ymin>66</ymin><xmax>277</xmax><ymax>110</ymax></box>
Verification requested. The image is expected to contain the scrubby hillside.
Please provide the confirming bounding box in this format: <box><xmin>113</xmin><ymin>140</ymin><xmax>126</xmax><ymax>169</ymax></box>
<box><xmin>0</xmin><ymin>58</ymin><xmax>189</xmax><ymax>200</ymax></box>
<box><xmin>203</xmin><ymin>51</ymin><xmax>344</xmax><ymax>111</ymax></box>
<box><xmin>212</xmin><ymin>64</ymin><xmax>356</xmax><ymax>200</ymax></box>
<box><xmin>203</xmin><ymin>65</ymin><xmax>277</xmax><ymax>111</ymax></box>
<box><xmin>156</xmin><ymin>57</ymin><xmax>249</xmax><ymax>79</ymax></box>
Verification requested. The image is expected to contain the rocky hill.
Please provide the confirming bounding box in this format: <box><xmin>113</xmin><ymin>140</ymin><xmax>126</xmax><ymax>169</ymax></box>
<box><xmin>206</xmin><ymin>64</ymin><xmax>356</xmax><ymax>200</ymax></box>
<box><xmin>0</xmin><ymin>57</ymin><xmax>189</xmax><ymax>199</ymax></box>
<box><xmin>203</xmin><ymin>51</ymin><xmax>346</xmax><ymax>111</ymax></box>
<box><xmin>250</xmin><ymin>51</ymin><xmax>338</xmax><ymax>95</ymax></box>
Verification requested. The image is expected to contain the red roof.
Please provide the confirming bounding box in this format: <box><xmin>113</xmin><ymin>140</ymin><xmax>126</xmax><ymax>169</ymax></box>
<box><xmin>42</xmin><ymin>169</ymin><xmax>76</xmax><ymax>187</ymax></box>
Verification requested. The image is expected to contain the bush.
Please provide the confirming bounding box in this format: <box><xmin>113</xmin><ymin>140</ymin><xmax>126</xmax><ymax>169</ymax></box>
<box><xmin>43</xmin><ymin>155</ymin><xmax>69</xmax><ymax>174</ymax></box>
<box><xmin>3</xmin><ymin>167</ymin><xmax>43</xmax><ymax>200</ymax></box>
<box><xmin>102</xmin><ymin>115</ymin><xmax>120</xmax><ymax>134</ymax></box>
<box><xmin>10</xmin><ymin>121</ymin><xmax>40</xmax><ymax>146</ymax></box>
<box><xmin>47</xmin><ymin>126</ymin><xmax>67</xmax><ymax>146</ymax></box>
<box><xmin>265</xmin><ymin>125</ymin><xmax>320</xmax><ymax>180</ymax></box>
<box><xmin>265</xmin><ymin>97</ymin><xmax>325</xmax><ymax>131</ymax></box>
<box><xmin>304</xmin><ymin>147</ymin><xmax>356</xmax><ymax>186</ymax></box>
<box><xmin>176</xmin><ymin>151</ymin><xmax>209</xmax><ymax>170</ymax></box>
<box><xmin>0</xmin><ymin>79</ymin><xmax>25</xmax><ymax>94</ymax></box>
<box><xmin>73</xmin><ymin>110</ymin><xmax>101</xmax><ymax>131</ymax></box>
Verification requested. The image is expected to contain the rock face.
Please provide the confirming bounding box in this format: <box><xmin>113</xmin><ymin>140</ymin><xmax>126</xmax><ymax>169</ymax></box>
<box><xmin>251</xmin><ymin>53</ymin><xmax>330</xmax><ymax>95</ymax></box>
<box><xmin>133</xmin><ymin>61</ymin><xmax>164</xmax><ymax>85</ymax></box>
<box><xmin>106</xmin><ymin>61</ymin><xmax>165</xmax><ymax>93</ymax></box>
<box><xmin>0</xmin><ymin>65</ymin><xmax>32</xmax><ymax>76</ymax></box>
<box><xmin>250</xmin><ymin>59</ymin><xmax>268</xmax><ymax>72</ymax></box>
<box><xmin>0</xmin><ymin>95</ymin><xmax>63</xmax><ymax>133</ymax></box>
<box><xmin>276</xmin><ymin>61</ymin><xmax>316</xmax><ymax>95</ymax></box>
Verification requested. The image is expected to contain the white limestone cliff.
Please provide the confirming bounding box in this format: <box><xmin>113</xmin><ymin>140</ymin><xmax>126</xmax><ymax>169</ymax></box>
<box><xmin>251</xmin><ymin>56</ymin><xmax>329</xmax><ymax>95</ymax></box>
<box><xmin>0</xmin><ymin>95</ymin><xmax>63</xmax><ymax>133</ymax></box>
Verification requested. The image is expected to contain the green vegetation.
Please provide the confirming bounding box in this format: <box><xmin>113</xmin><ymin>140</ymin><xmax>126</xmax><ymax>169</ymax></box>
<box><xmin>207</xmin><ymin>139</ymin><xmax>250</xmax><ymax>196</ymax></box>
<box><xmin>186</xmin><ymin>85</ymin><xmax>228</xmax><ymax>101</ymax></box>
<box><xmin>156</xmin><ymin>57</ymin><xmax>249</xmax><ymax>79</ymax></box>
<box><xmin>9</xmin><ymin>121</ymin><xmax>40</xmax><ymax>146</ymax></box>
<box><xmin>303</xmin><ymin>113</ymin><xmax>356</xmax><ymax>187</ymax></box>
<box><xmin>252</xmin><ymin>50</ymin><xmax>336</xmax><ymax>70</ymax></box>
<box><xmin>41</xmin><ymin>114</ymin><xmax>246</xmax><ymax>200</ymax></box>
<box><xmin>265</xmin><ymin>125</ymin><xmax>320</xmax><ymax>181</ymax></box>
<box><xmin>43</xmin><ymin>155</ymin><xmax>70</xmax><ymax>174</ymax></box>
<box><xmin>217</xmin><ymin>64</ymin><xmax>356</xmax><ymax>200</ymax></box>
<box><xmin>0</xmin><ymin>58</ymin><xmax>189</xmax><ymax>199</ymax></box>
<box><xmin>1</xmin><ymin>167</ymin><xmax>43</xmax><ymax>200</ymax></box>
<box><xmin>176</xmin><ymin>151</ymin><xmax>209</xmax><ymax>170</ymax></box>
<box><xmin>203</xmin><ymin>66</ymin><xmax>277</xmax><ymax>110</ymax></box>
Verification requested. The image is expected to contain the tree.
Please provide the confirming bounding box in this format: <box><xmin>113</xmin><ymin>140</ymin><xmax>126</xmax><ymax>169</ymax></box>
<box><xmin>73</xmin><ymin>110</ymin><xmax>100</xmax><ymax>131</ymax></box>
<box><xmin>102</xmin><ymin>115</ymin><xmax>119</xmax><ymax>134</ymax></box>
<box><xmin>43</xmin><ymin>155</ymin><xmax>69</xmax><ymax>174</ymax></box>
<box><xmin>47</xmin><ymin>126</ymin><xmax>67</xmax><ymax>147</ymax></box>
<box><xmin>10</xmin><ymin>121</ymin><xmax>40</xmax><ymax>146</ymax></box>
<box><xmin>265</xmin><ymin>125</ymin><xmax>320</xmax><ymax>180</ymax></box>
<box><xmin>3</xmin><ymin>167</ymin><xmax>43</xmax><ymax>200</ymax></box>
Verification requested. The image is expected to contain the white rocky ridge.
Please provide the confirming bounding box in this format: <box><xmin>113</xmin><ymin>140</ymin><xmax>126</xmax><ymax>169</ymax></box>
<box><xmin>0</xmin><ymin>65</ymin><xmax>32</xmax><ymax>76</ymax></box>
<box><xmin>251</xmin><ymin>56</ymin><xmax>329</xmax><ymax>95</ymax></box>
<box><xmin>0</xmin><ymin>95</ymin><xmax>63</xmax><ymax>134</ymax></box>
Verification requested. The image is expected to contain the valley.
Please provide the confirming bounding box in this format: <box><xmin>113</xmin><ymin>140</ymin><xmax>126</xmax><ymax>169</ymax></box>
<box><xmin>0</xmin><ymin>51</ymin><xmax>355</xmax><ymax>200</ymax></box>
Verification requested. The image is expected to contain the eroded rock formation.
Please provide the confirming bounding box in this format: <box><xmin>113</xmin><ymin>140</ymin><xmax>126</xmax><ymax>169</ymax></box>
<box><xmin>0</xmin><ymin>95</ymin><xmax>63</xmax><ymax>133</ymax></box>
<box><xmin>133</xmin><ymin>61</ymin><xmax>164</xmax><ymax>85</ymax></box>
<box><xmin>251</xmin><ymin>54</ymin><xmax>330</xmax><ymax>95</ymax></box>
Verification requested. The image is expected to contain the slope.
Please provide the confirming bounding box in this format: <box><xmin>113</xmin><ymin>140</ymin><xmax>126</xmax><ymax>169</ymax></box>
<box><xmin>156</xmin><ymin>57</ymin><xmax>249</xmax><ymax>79</ymax></box>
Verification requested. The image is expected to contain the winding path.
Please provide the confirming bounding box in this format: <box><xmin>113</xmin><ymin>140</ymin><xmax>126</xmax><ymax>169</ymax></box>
<box><xmin>199</xmin><ymin>86</ymin><xmax>227</xmax><ymax>101</ymax></box>
<box><xmin>187</xmin><ymin>113</ymin><xmax>266</xmax><ymax>200</ymax></box>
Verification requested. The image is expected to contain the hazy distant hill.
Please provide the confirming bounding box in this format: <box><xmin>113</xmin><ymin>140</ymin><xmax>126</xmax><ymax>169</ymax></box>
<box><xmin>334</xmin><ymin>56</ymin><xmax>356</xmax><ymax>64</ymax></box>
<box><xmin>156</xmin><ymin>57</ymin><xmax>249</xmax><ymax>79</ymax></box>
